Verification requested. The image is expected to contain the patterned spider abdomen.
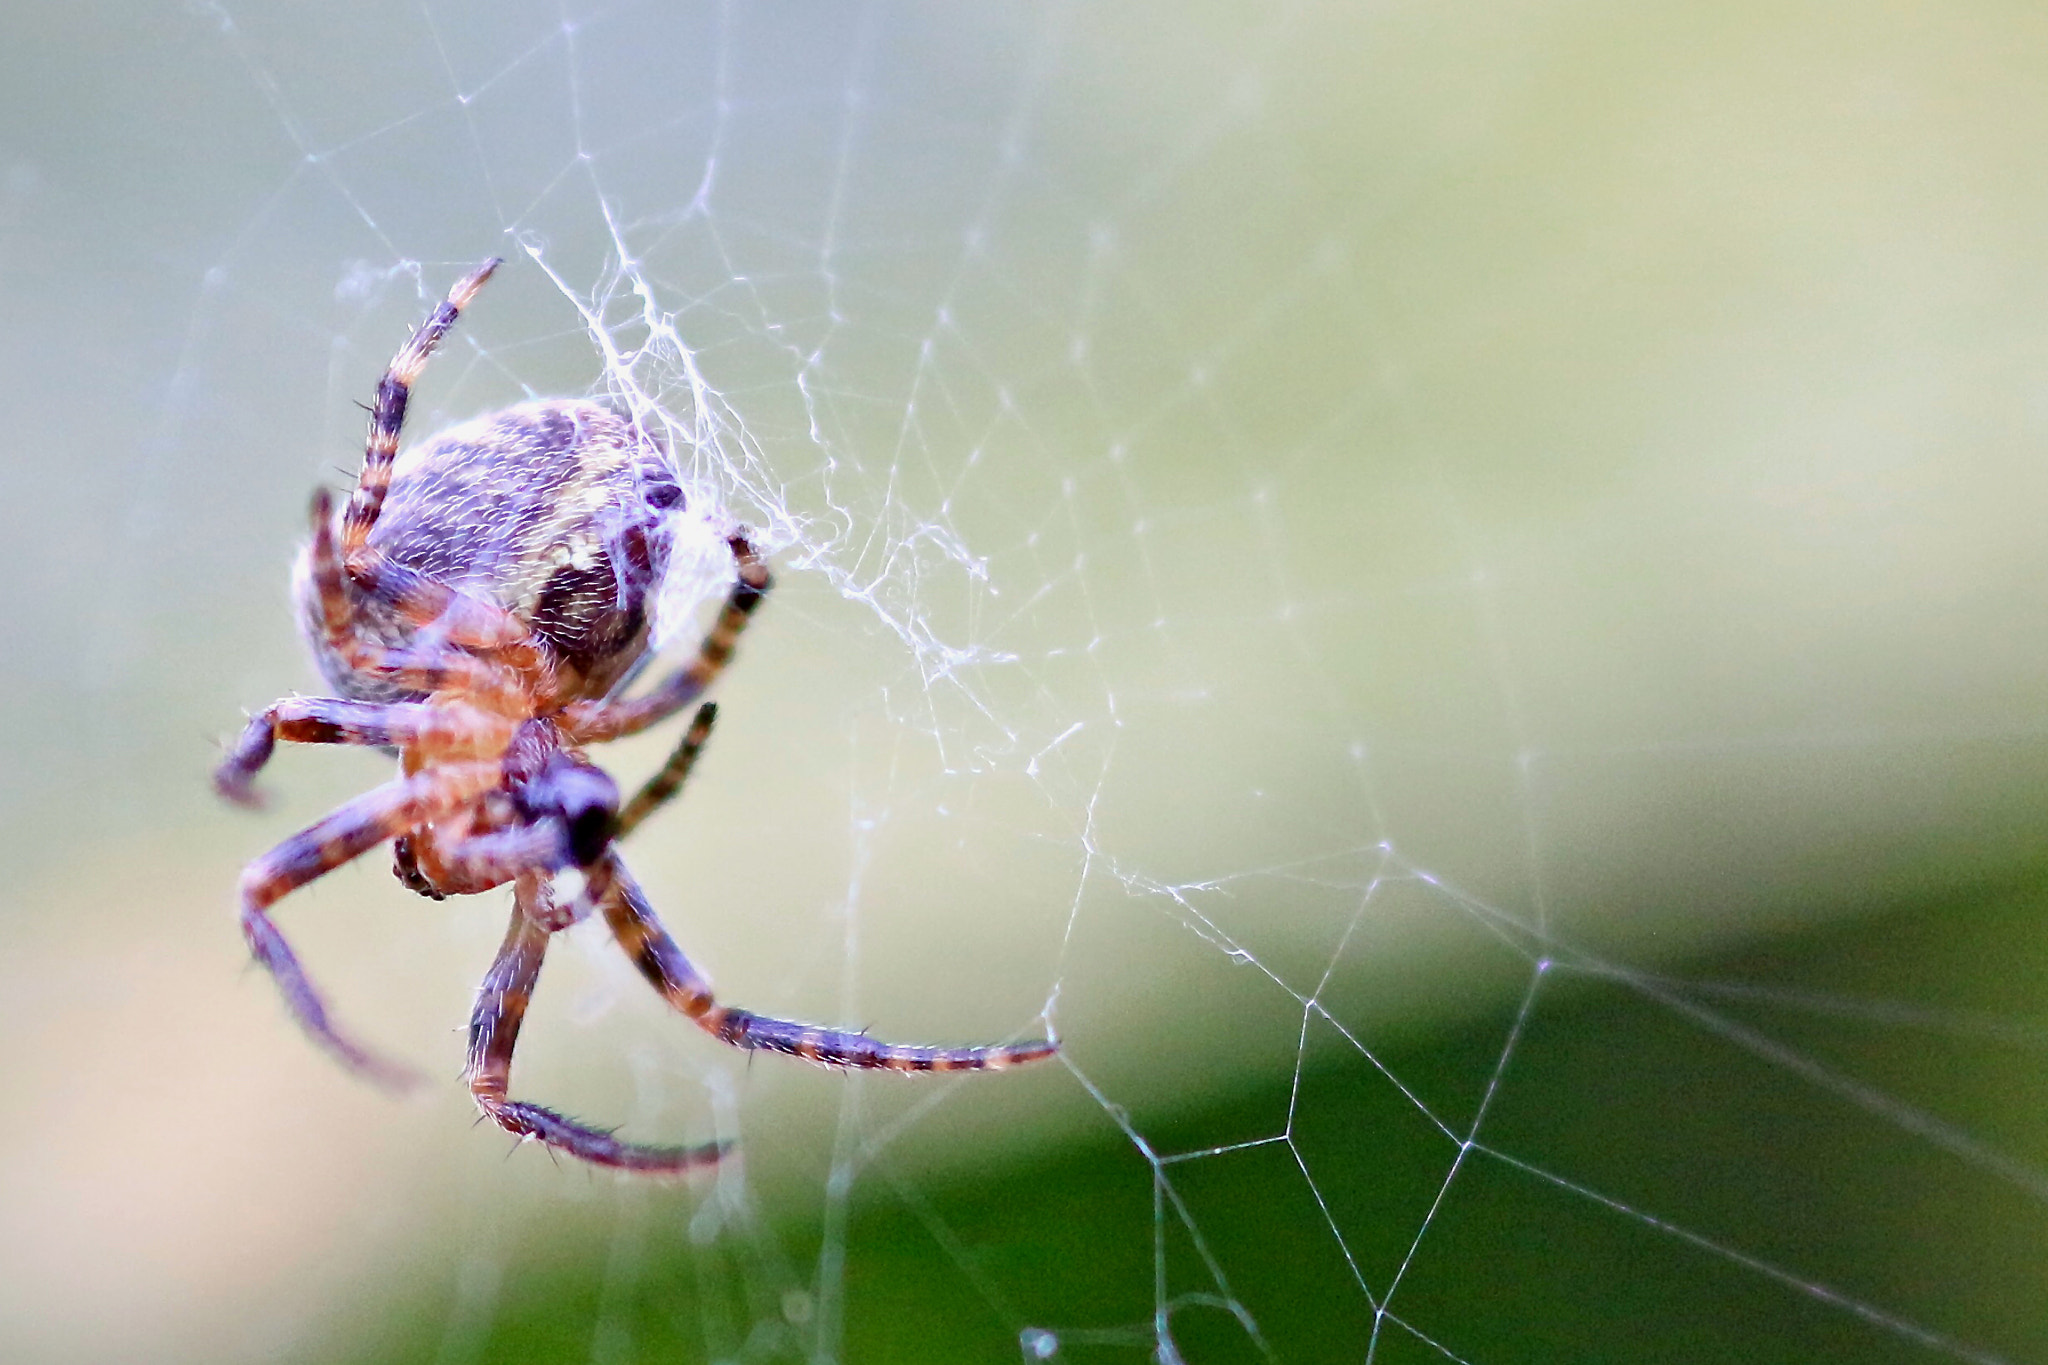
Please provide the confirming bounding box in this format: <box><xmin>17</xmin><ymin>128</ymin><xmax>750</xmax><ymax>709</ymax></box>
<box><xmin>298</xmin><ymin>398</ymin><xmax>683</xmax><ymax>704</ymax></box>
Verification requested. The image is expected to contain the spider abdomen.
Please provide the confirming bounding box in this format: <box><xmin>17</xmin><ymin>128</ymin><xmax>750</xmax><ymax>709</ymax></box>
<box><xmin>297</xmin><ymin>398</ymin><xmax>683</xmax><ymax>703</ymax></box>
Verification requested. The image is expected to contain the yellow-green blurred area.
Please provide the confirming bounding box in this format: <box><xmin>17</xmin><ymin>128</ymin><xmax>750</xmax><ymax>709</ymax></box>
<box><xmin>3</xmin><ymin>1</ymin><xmax>2048</xmax><ymax>1361</ymax></box>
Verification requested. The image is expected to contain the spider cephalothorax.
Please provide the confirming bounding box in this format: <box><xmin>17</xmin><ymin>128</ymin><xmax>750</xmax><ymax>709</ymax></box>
<box><xmin>216</xmin><ymin>259</ymin><xmax>1056</xmax><ymax>1172</ymax></box>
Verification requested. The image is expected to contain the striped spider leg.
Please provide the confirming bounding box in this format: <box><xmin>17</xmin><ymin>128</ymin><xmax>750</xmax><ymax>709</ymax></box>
<box><xmin>594</xmin><ymin>853</ymin><xmax>1059</xmax><ymax>1073</ymax></box>
<box><xmin>615</xmin><ymin>701</ymin><xmax>719</xmax><ymax>839</ymax></box>
<box><xmin>467</xmin><ymin>872</ymin><xmax>729</xmax><ymax>1173</ymax></box>
<box><xmin>237</xmin><ymin>758</ymin><xmax>503</xmax><ymax>1089</ymax></box>
<box><xmin>558</xmin><ymin>532</ymin><xmax>772</xmax><ymax>745</ymax></box>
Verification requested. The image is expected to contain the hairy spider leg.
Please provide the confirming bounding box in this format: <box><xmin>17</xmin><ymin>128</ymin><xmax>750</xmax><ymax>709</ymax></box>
<box><xmin>342</xmin><ymin>258</ymin><xmax>501</xmax><ymax>555</ymax></box>
<box><xmin>214</xmin><ymin>697</ymin><xmax>500</xmax><ymax>807</ymax></box>
<box><xmin>335</xmin><ymin>638</ymin><xmax>531</xmax><ymax>717</ymax></box>
<box><xmin>594</xmin><ymin>855</ymin><xmax>1059</xmax><ymax>1073</ymax></box>
<box><xmin>239</xmin><ymin>761</ymin><xmax>502</xmax><ymax>1089</ymax></box>
<box><xmin>561</xmin><ymin>535</ymin><xmax>772</xmax><ymax>744</ymax></box>
<box><xmin>305</xmin><ymin>489</ymin><xmax>551</xmax><ymax>714</ymax></box>
<box><xmin>413</xmin><ymin>823</ymin><xmax>573</xmax><ymax>900</ymax></box>
<box><xmin>344</xmin><ymin>546</ymin><xmax>555</xmax><ymax>681</ymax></box>
<box><xmin>614</xmin><ymin>702</ymin><xmax>718</xmax><ymax>839</ymax></box>
<box><xmin>466</xmin><ymin>876</ymin><xmax>729</xmax><ymax>1173</ymax></box>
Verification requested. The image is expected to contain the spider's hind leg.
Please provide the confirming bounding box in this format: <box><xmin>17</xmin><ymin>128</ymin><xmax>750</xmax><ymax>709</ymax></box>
<box><xmin>466</xmin><ymin>877</ymin><xmax>728</xmax><ymax>1173</ymax></box>
<box><xmin>594</xmin><ymin>854</ymin><xmax>1059</xmax><ymax>1073</ymax></box>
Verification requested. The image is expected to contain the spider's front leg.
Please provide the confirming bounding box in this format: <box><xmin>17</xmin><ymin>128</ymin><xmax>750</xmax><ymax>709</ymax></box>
<box><xmin>465</xmin><ymin>874</ymin><xmax>728</xmax><ymax>1173</ymax></box>
<box><xmin>593</xmin><ymin>855</ymin><xmax>1059</xmax><ymax>1073</ymax></box>
<box><xmin>240</xmin><ymin>761</ymin><xmax>499</xmax><ymax>1089</ymax></box>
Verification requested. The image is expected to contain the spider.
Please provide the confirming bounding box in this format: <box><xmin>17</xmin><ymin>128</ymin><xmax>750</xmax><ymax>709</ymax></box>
<box><xmin>216</xmin><ymin>258</ymin><xmax>1057</xmax><ymax>1173</ymax></box>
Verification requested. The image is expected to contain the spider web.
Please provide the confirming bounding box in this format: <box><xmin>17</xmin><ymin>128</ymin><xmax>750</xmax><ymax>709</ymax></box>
<box><xmin>8</xmin><ymin>1</ymin><xmax>2048</xmax><ymax>1362</ymax></box>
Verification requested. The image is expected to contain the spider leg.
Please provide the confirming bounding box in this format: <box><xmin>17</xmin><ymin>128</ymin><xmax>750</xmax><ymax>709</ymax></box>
<box><xmin>343</xmin><ymin>544</ymin><xmax>553</xmax><ymax>680</ymax></box>
<box><xmin>466</xmin><ymin>876</ymin><xmax>728</xmax><ymax>1173</ymax></box>
<box><xmin>414</xmin><ymin>824</ymin><xmax>570</xmax><ymax>899</ymax></box>
<box><xmin>614</xmin><ymin>703</ymin><xmax>718</xmax><ymax>840</ymax></box>
<box><xmin>304</xmin><ymin>489</ymin><xmax>541</xmax><ymax>713</ymax></box>
<box><xmin>239</xmin><ymin>761</ymin><xmax>499</xmax><ymax>1089</ymax></box>
<box><xmin>214</xmin><ymin>697</ymin><xmax>476</xmax><ymax>807</ymax></box>
<box><xmin>342</xmin><ymin>643</ymin><xmax>529</xmax><ymax>715</ymax></box>
<box><xmin>593</xmin><ymin>854</ymin><xmax>1058</xmax><ymax>1073</ymax></box>
<box><xmin>343</xmin><ymin>258</ymin><xmax>500</xmax><ymax>554</ymax></box>
<box><xmin>561</xmin><ymin>534</ymin><xmax>771</xmax><ymax>744</ymax></box>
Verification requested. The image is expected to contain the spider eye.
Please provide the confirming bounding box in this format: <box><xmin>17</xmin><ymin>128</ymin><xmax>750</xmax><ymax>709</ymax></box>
<box><xmin>645</xmin><ymin>481</ymin><xmax>683</xmax><ymax>510</ymax></box>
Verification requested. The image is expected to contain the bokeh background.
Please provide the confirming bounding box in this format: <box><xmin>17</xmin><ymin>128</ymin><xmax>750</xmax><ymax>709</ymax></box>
<box><xmin>5</xmin><ymin>2</ymin><xmax>2048</xmax><ymax>1361</ymax></box>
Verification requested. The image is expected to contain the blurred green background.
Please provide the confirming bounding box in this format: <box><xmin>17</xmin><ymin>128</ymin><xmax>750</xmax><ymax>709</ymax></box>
<box><xmin>4</xmin><ymin>1</ymin><xmax>2048</xmax><ymax>1361</ymax></box>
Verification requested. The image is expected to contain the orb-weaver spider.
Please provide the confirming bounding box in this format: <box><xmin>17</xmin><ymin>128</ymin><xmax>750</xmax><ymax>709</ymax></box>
<box><xmin>216</xmin><ymin>259</ymin><xmax>1056</xmax><ymax>1172</ymax></box>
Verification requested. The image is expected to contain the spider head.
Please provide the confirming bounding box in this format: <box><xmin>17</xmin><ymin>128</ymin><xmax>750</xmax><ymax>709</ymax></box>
<box><xmin>515</xmin><ymin>752</ymin><xmax>621</xmax><ymax>868</ymax></box>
